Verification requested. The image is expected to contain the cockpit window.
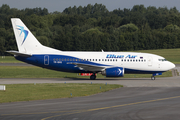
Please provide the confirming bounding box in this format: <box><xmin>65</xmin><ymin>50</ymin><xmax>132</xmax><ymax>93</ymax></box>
<box><xmin>158</xmin><ymin>59</ymin><xmax>167</xmax><ymax>61</ymax></box>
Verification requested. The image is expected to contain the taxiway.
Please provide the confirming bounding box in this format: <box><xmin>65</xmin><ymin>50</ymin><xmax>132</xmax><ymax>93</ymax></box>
<box><xmin>0</xmin><ymin>63</ymin><xmax>180</xmax><ymax>120</ymax></box>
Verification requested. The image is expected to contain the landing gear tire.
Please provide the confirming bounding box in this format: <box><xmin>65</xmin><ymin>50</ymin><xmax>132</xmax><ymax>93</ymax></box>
<box><xmin>151</xmin><ymin>76</ymin><xmax>155</xmax><ymax>80</ymax></box>
<box><xmin>90</xmin><ymin>74</ymin><xmax>96</xmax><ymax>80</ymax></box>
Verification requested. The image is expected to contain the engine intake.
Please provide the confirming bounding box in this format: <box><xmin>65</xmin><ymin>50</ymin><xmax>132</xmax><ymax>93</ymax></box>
<box><xmin>102</xmin><ymin>67</ymin><xmax>124</xmax><ymax>77</ymax></box>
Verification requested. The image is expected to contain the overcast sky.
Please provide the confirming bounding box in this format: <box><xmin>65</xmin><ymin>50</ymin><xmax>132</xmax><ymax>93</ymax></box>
<box><xmin>1</xmin><ymin>0</ymin><xmax>180</xmax><ymax>13</ymax></box>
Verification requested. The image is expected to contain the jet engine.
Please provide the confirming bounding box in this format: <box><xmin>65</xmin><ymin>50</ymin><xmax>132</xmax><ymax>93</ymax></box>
<box><xmin>101</xmin><ymin>67</ymin><xmax>124</xmax><ymax>77</ymax></box>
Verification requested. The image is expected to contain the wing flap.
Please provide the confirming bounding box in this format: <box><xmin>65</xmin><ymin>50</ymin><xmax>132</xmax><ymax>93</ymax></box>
<box><xmin>68</xmin><ymin>62</ymin><xmax>105</xmax><ymax>72</ymax></box>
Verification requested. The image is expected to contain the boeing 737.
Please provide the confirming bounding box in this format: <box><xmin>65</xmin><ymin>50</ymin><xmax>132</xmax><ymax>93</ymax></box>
<box><xmin>7</xmin><ymin>18</ymin><xmax>175</xmax><ymax>80</ymax></box>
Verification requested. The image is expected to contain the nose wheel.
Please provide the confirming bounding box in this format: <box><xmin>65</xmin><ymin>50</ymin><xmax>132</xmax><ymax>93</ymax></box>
<box><xmin>151</xmin><ymin>76</ymin><xmax>155</xmax><ymax>80</ymax></box>
<box><xmin>90</xmin><ymin>73</ymin><xmax>96</xmax><ymax>80</ymax></box>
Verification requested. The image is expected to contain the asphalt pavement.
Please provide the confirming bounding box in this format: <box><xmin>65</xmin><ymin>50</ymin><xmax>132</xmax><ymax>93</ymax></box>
<box><xmin>1</xmin><ymin>87</ymin><xmax>180</xmax><ymax>120</ymax></box>
<box><xmin>0</xmin><ymin>63</ymin><xmax>180</xmax><ymax>120</ymax></box>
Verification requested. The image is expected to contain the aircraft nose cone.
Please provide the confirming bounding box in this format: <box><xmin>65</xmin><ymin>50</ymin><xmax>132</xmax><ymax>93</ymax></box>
<box><xmin>170</xmin><ymin>62</ymin><xmax>175</xmax><ymax>69</ymax></box>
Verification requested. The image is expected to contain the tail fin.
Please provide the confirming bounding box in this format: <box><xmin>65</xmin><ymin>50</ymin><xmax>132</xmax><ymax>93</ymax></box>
<box><xmin>11</xmin><ymin>18</ymin><xmax>43</xmax><ymax>53</ymax></box>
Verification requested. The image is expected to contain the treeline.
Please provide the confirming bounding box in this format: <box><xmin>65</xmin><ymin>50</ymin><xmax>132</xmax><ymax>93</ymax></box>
<box><xmin>1</xmin><ymin>4</ymin><xmax>180</xmax><ymax>55</ymax></box>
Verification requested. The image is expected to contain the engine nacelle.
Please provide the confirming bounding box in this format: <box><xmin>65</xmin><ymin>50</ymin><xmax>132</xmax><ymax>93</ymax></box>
<box><xmin>102</xmin><ymin>67</ymin><xmax>124</xmax><ymax>77</ymax></box>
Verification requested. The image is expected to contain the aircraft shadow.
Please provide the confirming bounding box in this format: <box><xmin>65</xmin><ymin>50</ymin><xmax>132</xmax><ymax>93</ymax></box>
<box><xmin>61</xmin><ymin>77</ymin><xmax>152</xmax><ymax>81</ymax></box>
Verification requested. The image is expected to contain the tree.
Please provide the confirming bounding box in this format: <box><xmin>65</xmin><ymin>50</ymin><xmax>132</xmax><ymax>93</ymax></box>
<box><xmin>119</xmin><ymin>23</ymin><xmax>138</xmax><ymax>32</ymax></box>
<box><xmin>37</xmin><ymin>36</ymin><xmax>49</xmax><ymax>46</ymax></box>
<box><xmin>164</xmin><ymin>24</ymin><xmax>180</xmax><ymax>32</ymax></box>
<box><xmin>1</xmin><ymin>3</ymin><xmax>180</xmax><ymax>55</ymax></box>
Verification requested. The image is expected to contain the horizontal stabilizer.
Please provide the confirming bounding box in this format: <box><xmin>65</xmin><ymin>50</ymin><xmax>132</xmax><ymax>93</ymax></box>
<box><xmin>6</xmin><ymin>50</ymin><xmax>32</xmax><ymax>57</ymax></box>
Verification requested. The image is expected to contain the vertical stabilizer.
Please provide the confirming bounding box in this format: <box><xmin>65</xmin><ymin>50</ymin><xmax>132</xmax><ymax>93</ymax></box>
<box><xmin>11</xmin><ymin>18</ymin><xmax>43</xmax><ymax>54</ymax></box>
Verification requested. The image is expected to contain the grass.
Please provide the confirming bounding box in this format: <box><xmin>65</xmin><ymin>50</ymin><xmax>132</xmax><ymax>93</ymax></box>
<box><xmin>123</xmin><ymin>70</ymin><xmax>172</xmax><ymax>78</ymax></box>
<box><xmin>0</xmin><ymin>48</ymin><xmax>177</xmax><ymax>78</ymax></box>
<box><xmin>0</xmin><ymin>49</ymin><xmax>175</xmax><ymax>103</ymax></box>
<box><xmin>0</xmin><ymin>83</ymin><xmax>123</xmax><ymax>103</ymax></box>
<box><xmin>135</xmin><ymin>48</ymin><xmax>180</xmax><ymax>64</ymax></box>
<box><xmin>0</xmin><ymin>56</ymin><xmax>22</xmax><ymax>63</ymax></box>
<box><xmin>0</xmin><ymin>66</ymin><xmax>172</xmax><ymax>78</ymax></box>
<box><xmin>0</xmin><ymin>66</ymin><xmax>78</xmax><ymax>78</ymax></box>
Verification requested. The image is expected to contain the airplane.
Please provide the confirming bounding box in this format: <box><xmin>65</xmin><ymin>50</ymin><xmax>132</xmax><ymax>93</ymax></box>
<box><xmin>7</xmin><ymin>18</ymin><xmax>175</xmax><ymax>80</ymax></box>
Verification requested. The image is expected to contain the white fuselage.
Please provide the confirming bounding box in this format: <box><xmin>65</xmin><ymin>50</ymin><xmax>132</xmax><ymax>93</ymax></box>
<box><xmin>48</xmin><ymin>51</ymin><xmax>175</xmax><ymax>73</ymax></box>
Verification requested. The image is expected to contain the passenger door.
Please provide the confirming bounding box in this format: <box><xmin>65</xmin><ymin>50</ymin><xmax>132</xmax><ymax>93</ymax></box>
<box><xmin>148</xmin><ymin>56</ymin><xmax>153</xmax><ymax>66</ymax></box>
<box><xmin>44</xmin><ymin>55</ymin><xmax>49</xmax><ymax>65</ymax></box>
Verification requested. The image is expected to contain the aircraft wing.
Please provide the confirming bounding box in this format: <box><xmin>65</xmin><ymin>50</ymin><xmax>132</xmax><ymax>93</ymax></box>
<box><xmin>6</xmin><ymin>50</ymin><xmax>32</xmax><ymax>57</ymax></box>
<box><xmin>68</xmin><ymin>62</ymin><xmax>105</xmax><ymax>72</ymax></box>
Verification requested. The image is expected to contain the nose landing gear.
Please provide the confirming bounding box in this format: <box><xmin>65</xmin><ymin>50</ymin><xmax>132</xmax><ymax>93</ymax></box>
<box><xmin>151</xmin><ymin>73</ymin><xmax>162</xmax><ymax>80</ymax></box>
<box><xmin>151</xmin><ymin>76</ymin><xmax>155</xmax><ymax>80</ymax></box>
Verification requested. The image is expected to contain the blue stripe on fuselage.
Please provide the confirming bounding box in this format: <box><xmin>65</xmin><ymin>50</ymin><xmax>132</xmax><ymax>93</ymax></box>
<box><xmin>15</xmin><ymin>54</ymin><xmax>109</xmax><ymax>73</ymax></box>
<box><xmin>15</xmin><ymin>54</ymin><xmax>165</xmax><ymax>74</ymax></box>
<box><xmin>124</xmin><ymin>68</ymin><xmax>165</xmax><ymax>74</ymax></box>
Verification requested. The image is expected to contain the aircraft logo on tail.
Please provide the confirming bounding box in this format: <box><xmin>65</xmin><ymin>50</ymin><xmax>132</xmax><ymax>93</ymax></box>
<box><xmin>16</xmin><ymin>25</ymin><xmax>29</xmax><ymax>45</ymax></box>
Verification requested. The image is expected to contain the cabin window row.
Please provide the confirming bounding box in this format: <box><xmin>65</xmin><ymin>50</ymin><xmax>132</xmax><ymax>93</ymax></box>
<box><xmin>53</xmin><ymin>58</ymin><xmax>146</xmax><ymax>62</ymax></box>
<box><xmin>122</xmin><ymin>59</ymin><xmax>146</xmax><ymax>62</ymax></box>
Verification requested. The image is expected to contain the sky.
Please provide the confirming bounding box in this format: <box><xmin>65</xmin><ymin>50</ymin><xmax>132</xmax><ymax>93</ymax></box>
<box><xmin>1</xmin><ymin>0</ymin><xmax>180</xmax><ymax>13</ymax></box>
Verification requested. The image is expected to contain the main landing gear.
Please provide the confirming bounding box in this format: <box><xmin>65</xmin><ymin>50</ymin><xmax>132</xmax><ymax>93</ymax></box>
<box><xmin>90</xmin><ymin>73</ymin><xmax>96</xmax><ymax>80</ymax></box>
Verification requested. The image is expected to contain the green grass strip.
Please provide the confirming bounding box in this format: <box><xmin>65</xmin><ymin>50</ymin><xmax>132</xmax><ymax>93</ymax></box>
<box><xmin>0</xmin><ymin>83</ymin><xmax>123</xmax><ymax>103</ymax></box>
<box><xmin>0</xmin><ymin>56</ymin><xmax>22</xmax><ymax>63</ymax></box>
<box><xmin>135</xmin><ymin>48</ymin><xmax>180</xmax><ymax>64</ymax></box>
<box><xmin>0</xmin><ymin>66</ymin><xmax>172</xmax><ymax>78</ymax></box>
